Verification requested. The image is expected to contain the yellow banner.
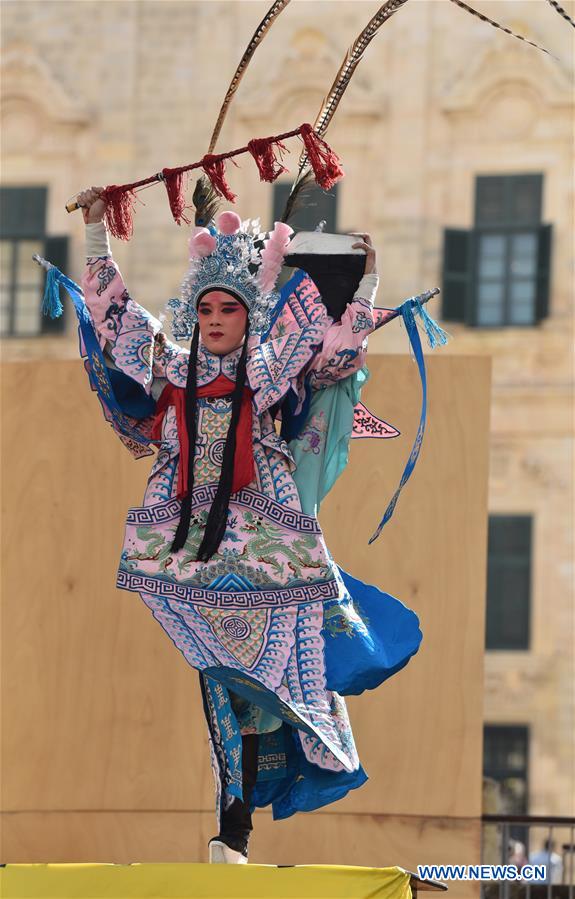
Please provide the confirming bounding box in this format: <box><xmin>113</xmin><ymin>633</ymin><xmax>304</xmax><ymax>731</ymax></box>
<box><xmin>0</xmin><ymin>862</ymin><xmax>412</xmax><ymax>899</ymax></box>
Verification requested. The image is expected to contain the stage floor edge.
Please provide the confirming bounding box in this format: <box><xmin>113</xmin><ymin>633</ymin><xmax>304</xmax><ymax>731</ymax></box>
<box><xmin>0</xmin><ymin>862</ymin><xmax>447</xmax><ymax>898</ymax></box>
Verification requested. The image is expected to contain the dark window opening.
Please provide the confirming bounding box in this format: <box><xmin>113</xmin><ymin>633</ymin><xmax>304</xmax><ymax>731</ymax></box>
<box><xmin>485</xmin><ymin>514</ymin><xmax>532</xmax><ymax>651</ymax></box>
<box><xmin>0</xmin><ymin>186</ymin><xmax>67</xmax><ymax>336</ymax></box>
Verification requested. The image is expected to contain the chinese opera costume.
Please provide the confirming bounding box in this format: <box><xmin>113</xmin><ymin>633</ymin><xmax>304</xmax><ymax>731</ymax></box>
<box><xmin>32</xmin><ymin>193</ymin><xmax>449</xmax><ymax>865</ymax></box>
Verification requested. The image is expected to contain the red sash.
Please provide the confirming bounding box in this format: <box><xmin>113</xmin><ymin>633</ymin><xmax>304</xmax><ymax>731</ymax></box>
<box><xmin>151</xmin><ymin>374</ymin><xmax>255</xmax><ymax>499</ymax></box>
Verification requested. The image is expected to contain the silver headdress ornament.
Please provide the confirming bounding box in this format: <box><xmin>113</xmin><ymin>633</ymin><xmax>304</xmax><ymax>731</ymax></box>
<box><xmin>167</xmin><ymin>211</ymin><xmax>293</xmax><ymax>340</ymax></box>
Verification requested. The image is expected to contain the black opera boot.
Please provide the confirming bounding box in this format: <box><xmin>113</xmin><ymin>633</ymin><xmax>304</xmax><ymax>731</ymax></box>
<box><xmin>209</xmin><ymin>733</ymin><xmax>259</xmax><ymax>863</ymax></box>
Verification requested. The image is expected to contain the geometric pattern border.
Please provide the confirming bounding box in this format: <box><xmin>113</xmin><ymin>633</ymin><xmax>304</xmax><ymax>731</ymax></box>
<box><xmin>125</xmin><ymin>485</ymin><xmax>321</xmax><ymax>533</ymax></box>
<box><xmin>117</xmin><ymin>570</ymin><xmax>340</xmax><ymax>607</ymax></box>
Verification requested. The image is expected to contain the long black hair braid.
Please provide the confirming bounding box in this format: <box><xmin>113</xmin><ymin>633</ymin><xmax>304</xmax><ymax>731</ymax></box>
<box><xmin>196</xmin><ymin>320</ymin><xmax>250</xmax><ymax>561</ymax></box>
<box><xmin>170</xmin><ymin>322</ymin><xmax>200</xmax><ymax>553</ymax></box>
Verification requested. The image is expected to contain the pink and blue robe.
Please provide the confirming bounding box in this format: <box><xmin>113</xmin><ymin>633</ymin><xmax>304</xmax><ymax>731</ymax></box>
<box><xmin>52</xmin><ymin>252</ymin><xmax>427</xmax><ymax>825</ymax></box>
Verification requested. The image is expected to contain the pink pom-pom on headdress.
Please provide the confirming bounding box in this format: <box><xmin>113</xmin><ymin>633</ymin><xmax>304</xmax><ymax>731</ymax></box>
<box><xmin>256</xmin><ymin>221</ymin><xmax>294</xmax><ymax>295</ymax></box>
<box><xmin>217</xmin><ymin>211</ymin><xmax>242</xmax><ymax>235</ymax></box>
<box><xmin>190</xmin><ymin>230</ymin><xmax>217</xmax><ymax>258</ymax></box>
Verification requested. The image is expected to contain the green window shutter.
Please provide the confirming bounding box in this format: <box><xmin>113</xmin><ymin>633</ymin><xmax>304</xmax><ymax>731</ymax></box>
<box><xmin>509</xmin><ymin>174</ymin><xmax>543</xmax><ymax>225</ymax></box>
<box><xmin>41</xmin><ymin>235</ymin><xmax>68</xmax><ymax>334</ymax></box>
<box><xmin>535</xmin><ymin>223</ymin><xmax>552</xmax><ymax>323</ymax></box>
<box><xmin>272</xmin><ymin>181</ymin><xmax>338</xmax><ymax>233</ymax></box>
<box><xmin>0</xmin><ymin>186</ymin><xmax>47</xmax><ymax>238</ymax></box>
<box><xmin>475</xmin><ymin>176</ymin><xmax>506</xmax><ymax>226</ymax></box>
<box><xmin>441</xmin><ymin>228</ymin><xmax>475</xmax><ymax>322</ymax></box>
<box><xmin>485</xmin><ymin>515</ymin><xmax>532</xmax><ymax>651</ymax></box>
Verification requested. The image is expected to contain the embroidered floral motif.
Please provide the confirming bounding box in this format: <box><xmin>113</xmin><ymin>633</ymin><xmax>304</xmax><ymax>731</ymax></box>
<box><xmin>296</xmin><ymin>410</ymin><xmax>328</xmax><ymax>455</ymax></box>
<box><xmin>352</xmin><ymin>309</ymin><xmax>375</xmax><ymax>334</ymax></box>
<box><xmin>96</xmin><ymin>263</ymin><xmax>116</xmax><ymax>296</ymax></box>
<box><xmin>308</xmin><ymin>347</ymin><xmax>360</xmax><ymax>387</ymax></box>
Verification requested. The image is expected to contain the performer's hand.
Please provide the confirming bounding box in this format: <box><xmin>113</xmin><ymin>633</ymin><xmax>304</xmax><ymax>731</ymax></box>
<box><xmin>76</xmin><ymin>186</ymin><xmax>106</xmax><ymax>224</ymax></box>
<box><xmin>349</xmin><ymin>232</ymin><xmax>377</xmax><ymax>275</ymax></box>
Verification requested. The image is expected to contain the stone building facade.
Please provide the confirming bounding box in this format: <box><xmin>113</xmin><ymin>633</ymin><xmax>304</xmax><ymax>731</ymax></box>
<box><xmin>1</xmin><ymin>0</ymin><xmax>573</xmax><ymax>836</ymax></box>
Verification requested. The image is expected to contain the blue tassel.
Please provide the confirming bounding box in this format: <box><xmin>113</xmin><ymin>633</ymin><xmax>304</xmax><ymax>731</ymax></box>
<box><xmin>41</xmin><ymin>267</ymin><xmax>64</xmax><ymax>319</ymax></box>
<box><xmin>412</xmin><ymin>297</ymin><xmax>449</xmax><ymax>349</ymax></box>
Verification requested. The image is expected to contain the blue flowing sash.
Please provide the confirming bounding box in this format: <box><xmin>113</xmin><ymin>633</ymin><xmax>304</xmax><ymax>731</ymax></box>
<box><xmin>368</xmin><ymin>296</ymin><xmax>447</xmax><ymax>543</ymax></box>
<box><xmin>42</xmin><ymin>266</ymin><xmax>156</xmax><ymax>446</ymax></box>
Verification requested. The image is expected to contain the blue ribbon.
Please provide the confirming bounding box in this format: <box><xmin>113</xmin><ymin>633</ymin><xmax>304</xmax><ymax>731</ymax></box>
<box><xmin>368</xmin><ymin>296</ymin><xmax>441</xmax><ymax>544</ymax></box>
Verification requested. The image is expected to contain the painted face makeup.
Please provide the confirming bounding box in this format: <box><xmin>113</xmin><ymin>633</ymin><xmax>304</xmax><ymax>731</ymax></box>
<box><xmin>197</xmin><ymin>290</ymin><xmax>248</xmax><ymax>356</ymax></box>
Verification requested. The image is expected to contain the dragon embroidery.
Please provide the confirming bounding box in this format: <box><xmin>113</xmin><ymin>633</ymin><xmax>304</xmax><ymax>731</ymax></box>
<box><xmin>238</xmin><ymin>510</ymin><xmax>324</xmax><ymax>578</ymax></box>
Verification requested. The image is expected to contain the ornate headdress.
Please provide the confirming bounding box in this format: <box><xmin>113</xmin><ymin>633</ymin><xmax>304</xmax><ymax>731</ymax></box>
<box><xmin>167</xmin><ymin>210</ymin><xmax>293</xmax><ymax>340</ymax></box>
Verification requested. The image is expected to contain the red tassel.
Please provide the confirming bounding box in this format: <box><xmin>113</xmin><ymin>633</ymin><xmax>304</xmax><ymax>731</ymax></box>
<box><xmin>101</xmin><ymin>185</ymin><xmax>138</xmax><ymax>241</ymax></box>
<box><xmin>201</xmin><ymin>154</ymin><xmax>237</xmax><ymax>202</ymax></box>
<box><xmin>299</xmin><ymin>123</ymin><xmax>345</xmax><ymax>191</ymax></box>
<box><xmin>162</xmin><ymin>167</ymin><xmax>192</xmax><ymax>226</ymax></box>
<box><xmin>247</xmin><ymin>137</ymin><xmax>288</xmax><ymax>183</ymax></box>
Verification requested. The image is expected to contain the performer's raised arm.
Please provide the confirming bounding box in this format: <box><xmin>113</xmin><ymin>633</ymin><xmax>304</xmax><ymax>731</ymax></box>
<box><xmin>78</xmin><ymin>186</ymin><xmax>187</xmax><ymax>398</ymax></box>
<box><xmin>305</xmin><ymin>232</ymin><xmax>379</xmax><ymax>390</ymax></box>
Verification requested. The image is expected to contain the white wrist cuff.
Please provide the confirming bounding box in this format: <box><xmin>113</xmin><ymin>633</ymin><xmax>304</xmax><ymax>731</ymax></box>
<box><xmin>85</xmin><ymin>221</ymin><xmax>111</xmax><ymax>257</ymax></box>
<box><xmin>354</xmin><ymin>272</ymin><xmax>379</xmax><ymax>304</ymax></box>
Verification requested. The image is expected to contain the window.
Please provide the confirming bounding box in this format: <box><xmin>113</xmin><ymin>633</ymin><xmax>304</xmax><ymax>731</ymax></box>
<box><xmin>484</xmin><ymin>725</ymin><xmax>529</xmax><ymax>843</ymax></box>
<box><xmin>0</xmin><ymin>186</ymin><xmax>67</xmax><ymax>336</ymax></box>
<box><xmin>272</xmin><ymin>181</ymin><xmax>338</xmax><ymax>234</ymax></box>
<box><xmin>442</xmin><ymin>174</ymin><xmax>551</xmax><ymax>327</ymax></box>
<box><xmin>485</xmin><ymin>515</ymin><xmax>532</xmax><ymax>651</ymax></box>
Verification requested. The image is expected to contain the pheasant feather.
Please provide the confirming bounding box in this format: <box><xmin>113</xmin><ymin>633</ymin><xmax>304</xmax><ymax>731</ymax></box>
<box><xmin>545</xmin><ymin>0</ymin><xmax>575</xmax><ymax>28</ymax></box>
<box><xmin>448</xmin><ymin>0</ymin><xmax>555</xmax><ymax>56</ymax></box>
<box><xmin>280</xmin><ymin>170</ymin><xmax>316</xmax><ymax>226</ymax></box>
<box><xmin>311</xmin><ymin>0</ymin><xmax>410</xmax><ymax>143</ymax></box>
<box><xmin>282</xmin><ymin>0</ymin><xmax>410</xmax><ymax>223</ymax></box>
<box><xmin>194</xmin><ymin>0</ymin><xmax>292</xmax><ymax>226</ymax></box>
<box><xmin>208</xmin><ymin>0</ymin><xmax>292</xmax><ymax>154</ymax></box>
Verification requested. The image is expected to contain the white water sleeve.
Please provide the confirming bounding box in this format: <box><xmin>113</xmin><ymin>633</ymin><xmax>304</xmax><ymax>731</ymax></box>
<box><xmin>352</xmin><ymin>272</ymin><xmax>379</xmax><ymax>305</ymax></box>
<box><xmin>85</xmin><ymin>220</ymin><xmax>111</xmax><ymax>258</ymax></box>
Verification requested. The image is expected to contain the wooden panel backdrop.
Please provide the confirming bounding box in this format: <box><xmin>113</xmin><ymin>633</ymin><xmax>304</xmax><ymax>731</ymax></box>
<box><xmin>1</xmin><ymin>354</ymin><xmax>491</xmax><ymax>897</ymax></box>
